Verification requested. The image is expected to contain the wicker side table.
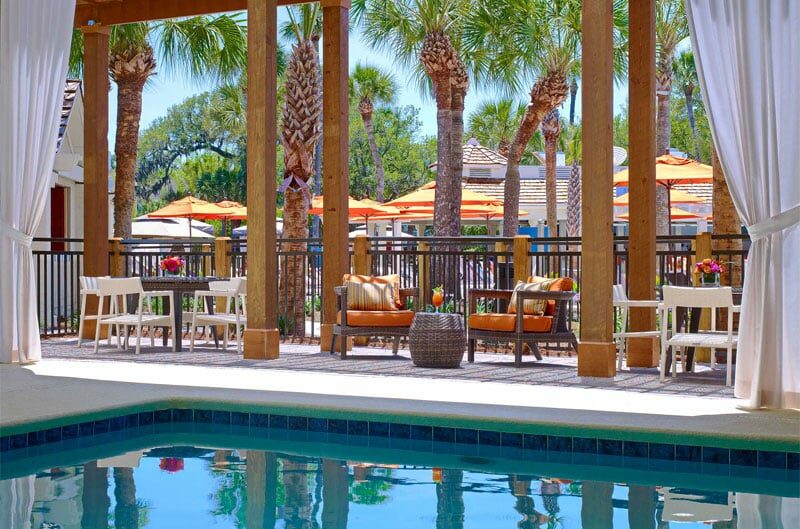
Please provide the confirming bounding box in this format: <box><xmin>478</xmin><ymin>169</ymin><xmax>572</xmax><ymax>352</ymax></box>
<box><xmin>408</xmin><ymin>313</ymin><xmax>466</xmax><ymax>368</ymax></box>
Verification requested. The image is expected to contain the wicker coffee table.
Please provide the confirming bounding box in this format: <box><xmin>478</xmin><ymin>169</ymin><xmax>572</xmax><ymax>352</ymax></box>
<box><xmin>408</xmin><ymin>312</ymin><xmax>466</xmax><ymax>368</ymax></box>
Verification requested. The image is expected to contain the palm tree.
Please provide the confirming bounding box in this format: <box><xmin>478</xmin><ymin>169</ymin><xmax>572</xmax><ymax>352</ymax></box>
<box><xmin>113</xmin><ymin>467</ymin><xmax>139</xmax><ymax>529</ymax></box>
<box><xmin>673</xmin><ymin>50</ymin><xmax>699</xmax><ymax>160</ymax></box>
<box><xmin>279</xmin><ymin>3</ymin><xmax>323</xmax><ymax>337</ymax></box>
<box><xmin>350</xmin><ymin>64</ymin><xmax>398</xmax><ymax>202</ymax></box>
<box><xmin>69</xmin><ymin>15</ymin><xmax>248</xmax><ymax>239</ymax></box>
<box><xmin>357</xmin><ymin>0</ymin><xmax>472</xmax><ymax>236</ymax></box>
<box><xmin>655</xmin><ymin>0</ymin><xmax>688</xmax><ymax>236</ymax></box>
<box><xmin>466</xmin><ymin>99</ymin><xmax>525</xmax><ymax>157</ymax></box>
<box><xmin>282</xmin><ymin>458</ymin><xmax>313</xmax><ymax>529</ymax></box>
<box><xmin>465</xmin><ymin>0</ymin><xmax>628</xmax><ymax>235</ymax></box>
<box><xmin>564</xmin><ymin>124</ymin><xmax>582</xmax><ymax>242</ymax></box>
<box><xmin>542</xmin><ymin>109</ymin><xmax>562</xmax><ymax>235</ymax></box>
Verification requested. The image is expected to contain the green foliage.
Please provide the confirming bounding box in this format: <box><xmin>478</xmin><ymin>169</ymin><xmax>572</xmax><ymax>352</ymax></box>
<box><xmin>670</xmin><ymin>94</ymin><xmax>713</xmax><ymax>163</ymax></box>
<box><xmin>350</xmin><ymin>63</ymin><xmax>398</xmax><ymax>106</ymax></box>
<box><xmin>348</xmin><ymin>105</ymin><xmax>437</xmax><ymax>200</ymax></box>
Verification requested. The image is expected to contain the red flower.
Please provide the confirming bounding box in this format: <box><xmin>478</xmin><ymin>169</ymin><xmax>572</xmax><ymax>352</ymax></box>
<box><xmin>159</xmin><ymin>457</ymin><xmax>184</xmax><ymax>472</ymax></box>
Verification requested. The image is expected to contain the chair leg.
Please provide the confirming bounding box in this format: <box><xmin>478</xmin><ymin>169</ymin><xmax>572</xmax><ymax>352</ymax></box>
<box><xmin>340</xmin><ymin>336</ymin><xmax>347</xmax><ymax>360</ymax></box>
<box><xmin>135</xmin><ymin>326</ymin><xmax>142</xmax><ymax>355</ymax></box>
<box><xmin>329</xmin><ymin>332</ymin><xmax>337</xmax><ymax>355</ymax></box>
<box><xmin>467</xmin><ymin>339</ymin><xmax>475</xmax><ymax>363</ymax></box>
<box><xmin>236</xmin><ymin>324</ymin><xmax>242</xmax><ymax>354</ymax></box>
<box><xmin>172</xmin><ymin>320</ymin><xmax>177</xmax><ymax>352</ymax></box>
<box><xmin>672</xmin><ymin>347</ymin><xmax>679</xmax><ymax>378</ymax></box>
<box><xmin>514</xmin><ymin>340</ymin><xmax>522</xmax><ymax>367</ymax></box>
<box><xmin>726</xmin><ymin>346</ymin><xmax>733</xmax><ymax>386</ymax></box>
<box><xmin>77</xmin><ymin>294</ymin><xmax>87</xmax><ymax>347</ymax></box>
<box><xmin>659</xmin><ymin>342</ymin><xmax>668</xmax><ymax>382</ymax></box>
<box><xmin>189</xmin><ymin>322</ymin><xmax>196</xmax><ymax>353</ymax></box>
<box><xmin>617</xmin><ymin>339</ymin><xmax>625</xmax><ymax>371</ymax></box>
<box><xmin>710</xmin><ymin>347</ymin><xmax>716</xmax><ymax>370</ymax></box>
<box><xmin>123</xmin><ymin>325</ymin><xmax>130</xmax><ymax>351</ymax></box>
<box><xmin>391</xmin><ymin>336</ymin><xmax>401</xmax><ymax>355</ymax></box>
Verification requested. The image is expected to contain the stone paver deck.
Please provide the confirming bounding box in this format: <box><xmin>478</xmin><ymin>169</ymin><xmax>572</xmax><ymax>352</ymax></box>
<box><xmin>42</xmin><ymin>337</ymin><xmax>734</xmax><ymax>398</ymax></box>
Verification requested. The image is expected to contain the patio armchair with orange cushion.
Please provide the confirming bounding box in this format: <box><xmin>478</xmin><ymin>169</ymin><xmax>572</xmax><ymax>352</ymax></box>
<box><xmin>332</xmin><ymin>274</ymin><xmax>418</xmax><ymax>359</ymax></box>
<box><xmin>467</xmin><ymin>277</ymin><xmax>578</xmax><ymax>367</ymax></box>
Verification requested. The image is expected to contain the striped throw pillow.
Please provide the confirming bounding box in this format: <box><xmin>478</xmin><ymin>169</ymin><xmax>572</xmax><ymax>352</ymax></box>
<box><xmin>346</xmin><ymin>281</ymin><xmax>397</xmax><ymax>311</ymax></box>
<box><xmin>507</xmin><ymin>279</ymin><xmax>557</xmax><ymax>315</ymax></box>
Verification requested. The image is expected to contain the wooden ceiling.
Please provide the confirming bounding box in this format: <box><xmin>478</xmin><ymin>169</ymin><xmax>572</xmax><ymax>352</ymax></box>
<box><xmin>74</xmin><ymin>0</ymin><xmax>304</xmax><ymax>27</ymax></box>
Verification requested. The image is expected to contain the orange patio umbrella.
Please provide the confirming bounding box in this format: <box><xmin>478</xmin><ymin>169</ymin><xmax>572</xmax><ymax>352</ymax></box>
<box><xmin>618</xmin><ymin>207</ymin><xmax>701</xmax><ymax>221</ymax></box>
<box><xmin>613</xmin><ymin>188</ymin><xmax>704</xmax><ymax>206</ymax></box>
<box><xmin>215</xmin><ymin>200</ymin><xmax>247</xmax><ymax>223</ymax></box>
<box><xmin>148</xmin><ymin>195</ymin><xmax>234</xmax><ymax>238</ymax></box>
<box><xmin>385</xmin><ymin>182</ymin><xmax>502</xmax><ymax>208</ymax></box>
<box><xmin>309</xmin><ymin>195</ymin><xmax>400</xmax><ymax>222</ymax></box>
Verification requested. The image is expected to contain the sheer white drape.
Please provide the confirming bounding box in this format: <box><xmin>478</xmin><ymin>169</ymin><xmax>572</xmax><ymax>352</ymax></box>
<box><xmin>686</xmin><ymin>1</ymin><xmax>800</xmax><ymax>409</ymax></box>
<box><xmin>0</xmin><ymin>0</ymin><xmax>76</xmax><ymax>363</ymax></box>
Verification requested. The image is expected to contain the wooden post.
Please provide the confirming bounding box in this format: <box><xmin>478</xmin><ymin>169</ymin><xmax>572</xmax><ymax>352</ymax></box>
<box><xmin>418</xmin><ymin>240</ymin><xmax>431</xmax><ymax>308</ymax></box>
<box><xmin>319</xmin><ymin>0</ymin><xmax>350</xmax><ymax>352</ymax></box>
<box><xmin>495</xmin><ymin>241</ymin><xmax>507</xmax><ymax>264</ymax></box>
<box><xmin>513</xmin><ymin>236</ymin><xmax>531</xmax><ymax>285</ymax></box>
<box><xmin>80</xmin><ymin>25</ymin><xmax>110</xmax><ymax>340</ymax></box>
<box><xmin>578</xmin><ymin>0</ymin><xmax>616</xmax><ymax>377</ymax></box>
<box><xmin>215</xmin><ymin>237</ymin><xmax>232</xmax><ymax>332</ymax></box>
<box><xmin>626</xmin><ymin>0</ymin><xmax>659</xmax><ymax>367</ymax></box>
<box><xmin>110</xmin><ymin>238</ymin><xmax>124</xmax><ymax>277</ymax></box>
<box><xmin>246</xmin><ymin>452</ymin><xmax>278</xmax><ymax>529</ymax></box>
<box><xmin>692</xmin><ymin>232</ymin><xmax>713</xmax><ymax>362</ymax></box>
<box><xmin>202</xmin><ymin>243</ymin><xmax>212</xmax><ymax>277</ymax></box>
<box><xmin>353</xmin><ymin>235</ymin><xmax>371</xmax><ymax>346</ymax></box>
<box><xmin>243</xmin><ymin>0</ymin><xmax>280</xmax><ymax>359</ymax></box>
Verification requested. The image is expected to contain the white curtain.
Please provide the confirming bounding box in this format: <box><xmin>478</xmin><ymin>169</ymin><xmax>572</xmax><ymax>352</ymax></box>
<box><xmin>686</xmin><ymin>0</ymin><xmax>800</xmax><ymax>409</ymax></box>
<box><xmin>0</xmin><ymin>476</ymin><xmax>35</xmax><ymax>529</ymax></box>
<box><xmin>0</xmin><ymin>0</ymin><xmax>76</xmax><ymax>363</ymax></box>
<box><xmin>736</xmin><ymin>494</ymin><xmax>800</xmax><ymax>529</ymax></box>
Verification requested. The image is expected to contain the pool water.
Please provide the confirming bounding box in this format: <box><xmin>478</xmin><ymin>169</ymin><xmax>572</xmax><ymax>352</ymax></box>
<box><xmin>3</xmin><ymin>444</ymin><xmax>798</xmax><ymax>529</ymax></box>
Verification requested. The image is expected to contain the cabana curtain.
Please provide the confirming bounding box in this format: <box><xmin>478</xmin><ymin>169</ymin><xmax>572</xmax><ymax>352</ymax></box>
<box><xmin>686</xmin><ymin>0</ymin><xmax>800</xmax><ymax>408</ymax></box>
<box><xmin>0</xmin><ymin>0</ymin><xmax>76</xmax><ymax>363</ymax></box>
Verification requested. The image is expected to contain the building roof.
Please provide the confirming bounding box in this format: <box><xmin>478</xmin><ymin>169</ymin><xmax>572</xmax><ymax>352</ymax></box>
<box><xmin>462</xmin><ymin>138</ymin><xmax>507</xmax><ymax>165</ymax></box>
<box><xmin>58</xmin><ymin>80</ymin><xmax>81</xmax><ymax>149</ymax></box>
<box><xmin>464</xmin><ymin>179</ymin><xmax>713</xmax><ymax>207</ymax></box>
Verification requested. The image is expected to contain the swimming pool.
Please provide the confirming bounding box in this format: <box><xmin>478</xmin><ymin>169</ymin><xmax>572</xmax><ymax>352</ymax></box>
<box><xmin>2</xmin><ymin>407</ymin><xmax>798</xmax><ymax>528</ymax></box>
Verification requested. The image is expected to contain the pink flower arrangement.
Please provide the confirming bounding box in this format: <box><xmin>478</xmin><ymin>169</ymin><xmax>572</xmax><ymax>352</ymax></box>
<box><xmin>695</xmin><ymin>258</ymin><xmax>727</xmax><ymax>275</ymax></box>
<box><xmin>159</xmin><ymin>457</ymin><xmax>184</xmax><ymax>473</ymax></box>
<box><xmin>160</xmin><ymin>256</ymin><xmax>185</xmax><ymax>274</ymax></box>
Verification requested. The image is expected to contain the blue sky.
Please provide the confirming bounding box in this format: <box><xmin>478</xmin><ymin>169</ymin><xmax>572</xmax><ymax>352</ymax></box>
<box><xmin>107</xmin><ymin>15</ymin><xmax>630</xmax><ymax>150</ymax></box>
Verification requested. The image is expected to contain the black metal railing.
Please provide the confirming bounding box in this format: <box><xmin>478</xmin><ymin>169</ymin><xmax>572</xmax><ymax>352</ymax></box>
<box><xmin>32</xmin><ymin>233</ymin><xmax>749</xmax><ymax>338</ymax></box>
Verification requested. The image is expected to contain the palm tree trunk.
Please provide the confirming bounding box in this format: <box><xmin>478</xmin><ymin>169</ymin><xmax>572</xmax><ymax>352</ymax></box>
<box><xmin>684</xmin><ymin>89</ymin><xmax>700</xmax><ymax>160</ymax></box>
<box><xmin>436</xmin><ymin>469</ymin><xmax>464</xmax><ymax>529</ymax></box>
<box><xmin>82</xmin><ymin>461</ymin><xmax>110</xmax><ymax>529</ymax></box>
<box><xmin>656</xmin><ymin>92</ymin><xmax>671</xmax><ymax>155</ymax></box>
<box><xmin>544</xmin><ymin>136</ymin><xmax>559</xmax><ymax>234</ymax></box>
<box><xmin>113</xmin><ymin>79</ymin><xmax>146</xmax><ymax>239</ymax></box>
<box><xmin>282</xmin><ymin>458</ymin><xmax>312</xmax><ymax>529</ymax></box>
<box><xmin>567</xmin><ymin>162</ymin><xmax>581</xmax><ymax>240</ymax></box>
<box><xmin>361</xmin><ymin>112</ymin><xmax>385</xmax><ymax>202</ymax></box>
<box><xmin>568</xmin><ymin>78</ymin><xmax>578</xmax><ymax>125</ymax></box>
<box><xmin>503</xmin><ymin>73</ymin><xmax>569</xmax><ymax>235</ymax></box>
<box><xmin>281</xmin><ymin>189</ymin><xmax>308</xmax><ymax>337</ymax></box>
<box><xmin>433</xmin><ymin>76</ymin><xmax>456</xmax><ymax>236</ymax></box>
<box><xmin>450</xmin><ymin>87</ymin><xmax>466</xmax><ymax>219</ymax></box>
<box><xmin>113</xmin><ymin>467</ymin><xmax>139</xmax><ymax>529</ymax></box>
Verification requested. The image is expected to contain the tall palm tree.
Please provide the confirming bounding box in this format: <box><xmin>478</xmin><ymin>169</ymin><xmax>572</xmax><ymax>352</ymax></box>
<box><xmin>564</xmin><ymin>124</ymin><xmax>582</xmax><ymax>241</ymax></box>
<box><xmin>673</xmin><ymin>50</ymin><xmax>699</xmax><ymax>160</ymax></box>
<box><xmin>350</xmin><ymin>64</ymin><xmax>398</xmax><ymax>202</ymax></box>
<box><xmin>711</xmin><ymin>147</ymin><xmax>742</xmax><ymax>287</ymax></box>
<box><xmin>69</xmin><ymin>15</ymin><xmax>248</xmax><ymax>239</ymax></box>
<box><xmin>465</xmin><ymin>0</ymin><xmax>628</xmax><ymax>235</ymax></box>
<box><xmin>655</xmin><ymin>0</ymin><xmax>688</xmax><ymax>236</ymax></box>
<box><xmin>466</xmin><ymin>99</ymin><xmax>525</xmax><ymax>157</ymax></box>
<box><xmin>357</xmin><ymin>0</ymin><xmax>472</xmax><ymax>236</ymax></box>
<box><xmin>113</xmin><ymin>467</ymin><xmax>139</xmax><ymax>529</ymax></box>
<box><xmin>541</xmin><ymin>109</ymin><xmax>562</xmax><ymax>235</ymax></box>
<box><xmin>279</xmin><ymin>3</ymin><xmax>323</xmax><ymax>338</ymax></box>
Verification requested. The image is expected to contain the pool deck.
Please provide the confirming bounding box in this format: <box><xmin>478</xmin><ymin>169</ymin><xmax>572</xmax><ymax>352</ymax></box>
<box><xmin>1</xmin><ymin>338</ymin><xmax>798</xmax><ymax>451</ymax></box>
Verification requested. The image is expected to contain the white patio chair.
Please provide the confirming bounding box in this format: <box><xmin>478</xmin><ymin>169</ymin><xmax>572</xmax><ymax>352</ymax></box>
<box><xmin>78</xmin><ymin>275</ymin><xmax>112</xmax><ymax>347</ymax></box>
<box><xmin>612</xmin><ymin>284</ymin><xmax>662</xmax><ymax>370</ymax></box>
<box><xmin>660</xmin><ymin>286</ymin><xmax>738</xmax><ymax>385</ymax></box>
<box><xmin>189</xmin><ymin>278</ymin><xmax>247</xmax><ymax>353</ymax></box>
<box><xmin>199</xmin><ymin>279</ymin><xmax>242</xmax><ymax>345</ymax></box>
<box><xmin>93</xmin><ymin>277</ymin><xmax>176</xmax><ymax>355</ymax></box>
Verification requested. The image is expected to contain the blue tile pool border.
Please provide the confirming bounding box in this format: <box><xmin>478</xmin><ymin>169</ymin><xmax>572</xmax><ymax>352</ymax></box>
<box><xmin>1</xmin><ymin>406</ymin><xmax>798</xmax><ymax>473</ymax></box>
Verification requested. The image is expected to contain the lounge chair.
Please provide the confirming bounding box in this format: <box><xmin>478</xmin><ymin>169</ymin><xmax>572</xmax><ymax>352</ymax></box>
<box><xmin>331</xmin><ymin>274</ymin><xmax>418</xmax><ymax>359</ymax></box>
<box><xmin>467</xmin><ymin>277</ymin><xmax>578</xmax><ymax>367</ymax></box>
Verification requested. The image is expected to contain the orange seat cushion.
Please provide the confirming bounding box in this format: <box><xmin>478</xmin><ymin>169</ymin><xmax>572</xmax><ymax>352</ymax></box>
<box><xmin>527</xmin><ymin>276</ymin><xmax>574</xmax><ymax>315</ymax></box>
<box><xmin>337</xmin><ymin>310</ymin><xmax>415</xmax><ymax>327</ymax></box>
<box><xmin>343</xmin><ymin>274</ymin><xmax>403</xmax><ymax>309</ymax></box>
<box><xmin>469</xmin><ymin>313</ymin><xmax>553</xmax><ymax>333</ymax></box>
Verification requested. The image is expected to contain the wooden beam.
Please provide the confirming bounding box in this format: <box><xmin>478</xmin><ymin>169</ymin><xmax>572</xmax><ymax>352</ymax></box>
<box><xmin>242</xmin><ymin>0</ymin><xmax>279</xmax><ymax>359</ymax></box>
<box><xmin>80</xmin><ymin>25</ymin><xmax>110</xmax><ymax>340</ymax></box>
<box><xmin>319</xmin><ymin>3</ymin><xmax>350</xmax><ymax>352</ymax></box>
<box><xmin>626</xmin><ymin>0</ymin><xmax>659</xmax><ymax>367</ymax></box>
<box><xmin>75</xmin><ymin>0</ymin><xmax>308</xmax><ymax>27</ymax></box>
<box><xmin>578</xmin><ymin>0</ymin><xmax>616</xmax><ymax>377</ymax></box>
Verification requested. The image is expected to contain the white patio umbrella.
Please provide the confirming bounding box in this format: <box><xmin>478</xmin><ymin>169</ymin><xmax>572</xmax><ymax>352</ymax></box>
<box><xmin>132</xmin><ymin>217</ymin><xmax>215</xmax><ymax>239</ymax></box>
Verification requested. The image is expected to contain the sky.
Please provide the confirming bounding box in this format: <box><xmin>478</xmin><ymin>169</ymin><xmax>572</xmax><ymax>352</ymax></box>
<box><xmin>106</xmin><ymin>15</ymin><xmax>630</xmax><ymax>151</ymax></box>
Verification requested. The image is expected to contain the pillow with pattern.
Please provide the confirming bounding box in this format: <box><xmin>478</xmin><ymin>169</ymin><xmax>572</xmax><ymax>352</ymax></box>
<box><xmin>507</xmin><ymin>279</ymin><xmax>557</xmax><ymax>315</ymax></box>
<box><xmin>346</xmin><ymin>280</ymin><xmax>397</xmax><ymax>311</ymax></box>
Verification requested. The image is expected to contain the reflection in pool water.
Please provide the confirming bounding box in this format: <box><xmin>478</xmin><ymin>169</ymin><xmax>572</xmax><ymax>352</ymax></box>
<box><xmin>1</xmin><ymin>446</ymin><xmax>798</xmax><ymax>528</ymax></box>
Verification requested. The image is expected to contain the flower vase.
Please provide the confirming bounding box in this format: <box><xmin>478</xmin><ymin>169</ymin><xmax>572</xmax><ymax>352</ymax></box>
<box><xmin>701</xmin><ymin>272</ymin><xmax>720</xmax><ymax>287</ymax></box>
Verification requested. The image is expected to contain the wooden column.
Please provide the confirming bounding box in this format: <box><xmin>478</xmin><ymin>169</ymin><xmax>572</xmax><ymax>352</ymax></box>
<box><xmin>513</xmin><ymin>236</ymin><xmax>531</xmax><ymax>285</ymax></box>
<box><xmin>579</xmin><ymin>0</ymin><xmax>616</xmax><ymax>377</ymax></box>
<box><xmin>243</xmin><ymin>0</ymin><xmax>280</xmax><ymax>359</ymax></box>
<box><xmin>352</xmin><ymin>235</ymin><xmax>371</xmax><ymax>346</ymax></box>
<box><xmin>319</xmin><ymin>0</ymin><xmax>350</xmax><ymax>352</ymax></box>
<box><xmin>80</xmin><ymin>25</ymin><xmax>110</xmax><ymax>340</ymax></box>
<box><xmin>692</xmin><ymin>232</ymin><xmax>712</xmax><ymax>362</ymax></box>
<box><xmin>418</xmin><ymin>240</ymin><xmax>431</xmax><ymax>307</ymax></box>
<box><xmin>626</xmin><ymin>0</ymin><xmax>659</xmax><ymax>367</ymax></box>
<box><xmin>110</xmin><ymin>238</ymin><xmax>124</xmax><ymax>277</ymax></box>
